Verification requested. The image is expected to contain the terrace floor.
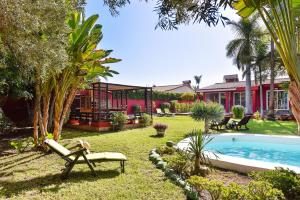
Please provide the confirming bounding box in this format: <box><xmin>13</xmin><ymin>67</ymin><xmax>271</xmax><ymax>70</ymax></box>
<box><xmin>0</xmin><ymin>116</ymin><xmax>297</xmax><ymax>199</ymax></box>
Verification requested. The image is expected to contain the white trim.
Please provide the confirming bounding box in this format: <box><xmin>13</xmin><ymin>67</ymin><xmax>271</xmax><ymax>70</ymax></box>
<box><xmin>266</xmin><ymin>90</ymin><xmax>289</xmax><ymax>110</ymax></box>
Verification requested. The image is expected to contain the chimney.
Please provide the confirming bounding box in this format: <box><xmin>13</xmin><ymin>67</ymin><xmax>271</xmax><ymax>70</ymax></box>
<box><xmin>223</xmin><ymin>74</ymin><xmax>239</xmax><ymax>83</ymax></box>
<box><xmin>182</xmin><ymin>80</ymin><xmax>191</xmax><ymax>85</ymax></box>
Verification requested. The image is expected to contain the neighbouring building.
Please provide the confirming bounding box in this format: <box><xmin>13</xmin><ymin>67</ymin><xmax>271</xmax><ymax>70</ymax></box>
<box><xmin>152</xmin><ymin>80</ymin><xmax>194</xmax><ymax>93</ymax></box>
<box><xmin>198</xmin><ymin>74</ymin><xmax>290</xmax><ymax>114</ymax></box>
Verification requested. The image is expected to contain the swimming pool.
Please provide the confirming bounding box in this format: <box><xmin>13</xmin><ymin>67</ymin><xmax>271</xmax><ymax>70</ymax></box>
<box><xmin>177</xmin><ymin>133</ymin><xmax>300</xmax><ymax>173</ymax></box>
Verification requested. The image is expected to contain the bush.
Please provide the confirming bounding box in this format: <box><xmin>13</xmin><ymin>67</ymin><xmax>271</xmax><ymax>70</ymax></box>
<box><xmin>254</xmin><ymin>111</ymin><xmax>260</xmax><ymax>120</ymax></box>
<box><xmin>180</xmin><ymin>93</ymin><xmax>195</xmax><ymax>101</ymax></box>
<box><xmin>156</xmin><ymin>145</ymin><xmax>175</xmax><ymax>156</ymax></box>
<box><xmin>170</xmin><ymin>100</ymin><xmax>178</xmax><ymax>112</ymax></box>
<box><xmin>175</xmin><ymin>102</ymin><xmax>195</xmax><ymax>113</ymax></box>
<box><xmin>160</xmin><ymin>102</ymin><xmax>171</xmax><ymax>111</ymax></box>
<box><xmin>0</xmin><ymin>108</ymin><xmax>14</xmax><ymax>134</ymax></box>
<box><xmin>164</xmin><ymin>152</ymin><xmax>192</xmax><ymax>178</ymax></box>
<box><xmin>111</xmin><ymin>112</ymin><xmax>127</xmax><ymax>131</ymax></box>
<box><xmin>250</xmin><ymin>168</ymin><xmax>300</xmax><ymax>200</ymax></box>
<box><xmin>191</xmin><ymin>101</ymin><xmax>224</xmax><ymax>133</ymax></box>
<box><xmin>153</xmin><ymin>123</ymin><xmax>168</xmax><ymax>131</ymax></box>
<box><xmin>132</xmin><ymin>105</ymin><xmax>141</xmax><ymax>114</ymax></box>
<box><xmin>139</xmin><ymin>113</ymin><xmax>152</xmax><ymax>127</ymax></box>
<box><xmin>232</xmin><ymin>105</ymin><xmax>245</xmax><ymax>119</ymax></box>
<box><xmin>10</xmin><ymin>137</ymin><xmax>34</xmax><ymax>153</ymax></box>
<box><xmin>187</xmin><ymin>176</ymin><xmax>284</xmax><ymax>200</ymax></box>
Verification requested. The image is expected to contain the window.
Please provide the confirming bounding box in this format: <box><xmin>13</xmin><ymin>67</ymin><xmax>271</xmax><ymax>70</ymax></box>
<box><xmin>206</xmin><ymin>93</ymin><xmax>219</xmax><ymax>103</ymax></box>
<box><xmin>233</xmin><ymin>92</ymin><xmax>245</xmax><ymax>107</ymax></box>
<box><xmin>266</xmin><ymin>90</ymin><xmax>289</xmax><ymax>110</ymax></box>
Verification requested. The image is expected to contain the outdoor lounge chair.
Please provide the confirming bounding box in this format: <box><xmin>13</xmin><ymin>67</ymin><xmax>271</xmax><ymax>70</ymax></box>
<box><xmin>229</xmin><ymin>115</ymin><xmax>252</xmax><ymax>130</ymax></box>
<box><xmin>164</xmin><ymin>108</ymin><xmax>175</xmax><ymax>117</ymax></box>
<box><xmin>210</xmin><ymin>116</ymin><xmax>231</xmax><ymax>130</ymax></box>
<box><xmin>156</xmin><ymin>108</ymin><xmax>165</xmax><ymax>117</ymax></box>
<box><xmin>45</xmin><ymin>139</ymin><xmax>127</xmax><ymax>179</ymax></box>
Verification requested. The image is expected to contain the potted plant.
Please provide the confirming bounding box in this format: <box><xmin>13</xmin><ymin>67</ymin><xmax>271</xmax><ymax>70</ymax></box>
<box><xmin>153</xmin><ymin>123</ymin><xmax>168</xmax><ymax>137</ymax></box>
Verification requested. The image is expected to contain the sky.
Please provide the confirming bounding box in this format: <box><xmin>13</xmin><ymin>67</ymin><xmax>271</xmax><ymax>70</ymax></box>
<box><xmin>85</xmin><ymin>0</ymin><xmax>241</xmax><ymax>87</ymax></box>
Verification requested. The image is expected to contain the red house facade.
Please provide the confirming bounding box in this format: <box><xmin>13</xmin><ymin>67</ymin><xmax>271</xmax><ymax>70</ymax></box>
<box><xmin>198</xmin><ymin>74</ymin><xmax>290</xmax><ymax>114</ymax></box>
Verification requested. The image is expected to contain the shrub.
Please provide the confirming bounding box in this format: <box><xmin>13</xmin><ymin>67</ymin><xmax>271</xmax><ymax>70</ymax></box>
<box><xmin>191</xmin><ymin>101</ymin><xmax>224</xmax><ymax>133</ymax></box>
<box><xmin>254</xmin><ymin>111</ymin><xmax>260</xmax><ymax>120</ymax></box>
<box><xmin>170</xmin><ymin>100</ymin><xmax>178</xmax><ymax>112</ymax></box>
<box><xmin>0</xmin><ymin>108</ymin><xmax>14</xmax><ymax>134</ymax></box>
<box><xmin>180</xmin><ymin>93</ymin><xmax>195</xmax><ymax>101</ymax></box>
<box><xmin>187</xmin><ymin>176</ymin><xmax>284</xmax><ymax>200</ymax></box>
<box><xmin>10</xmin><ymin>137</ymin><xmax>34</xmax><ymax>153</ymax></box>
<box><xmin>175</xmin><ymin>102</ymin><xmax>195</xmax><ymax>113</ymax></box>
<box><xmin>139</xmin><ymin>113</ymin><xmax>152</xmax><ymax>127</ymax></box>
<box><xmin>111</xmin><ymin>112</ymin><xmax>127</xmax><ymax>131</ymax></box>
<box><xmin>232</xmin><ymin>105</ymin><xmax>245</xmax><ymax>119</ymax></box>
<box><xmin>250</xmin><ymin>168</ymin><xmax>300</xmax><ymax>200</ymax></box>
<box><xmin>156</xmin><ymin>145</ymin><xmax>175</xmax><ymax>156</ymax></box>
<box><xmin>164</xmin><ymin>152</ymin><xmax>192</xmax><ymax>178</ymax></box>
<box><xmin>160</xmin><ymin>102</ymin><xmax>171</xmax><ymax>110</ymax></box>
<box><xmin>132</xmin><ymin>105</ymin><xmax>141</xmax><ymax>114</ymax></box>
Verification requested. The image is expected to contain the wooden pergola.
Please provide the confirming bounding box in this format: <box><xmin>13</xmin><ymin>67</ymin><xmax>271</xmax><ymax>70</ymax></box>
<box><xmin>70</xmin><ymin>82</ymin><xmax>153</xmax><ymax>123</ymax></box>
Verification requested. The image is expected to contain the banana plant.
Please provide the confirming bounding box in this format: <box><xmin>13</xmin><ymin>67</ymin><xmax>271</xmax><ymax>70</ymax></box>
<box><xmin>232</xmin><ymin>0</ymin><xmax>300</xmax><ymax>134</ymax></box>
<box><xmin>51</xmin><ymin>12</ymin><xmax>120</xmax><ymax>140</ymax></box>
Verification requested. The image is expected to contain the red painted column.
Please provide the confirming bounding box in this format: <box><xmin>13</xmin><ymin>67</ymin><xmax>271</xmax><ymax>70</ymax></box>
<box><xmin>225</xmin><ymin>92</ymin><xmax>230</xmax><ymax>113</ymax></box>
<box><xmin>252</xmin><ymin>90</ymin><xmax>257</xmax><ymax>113</ymax></box>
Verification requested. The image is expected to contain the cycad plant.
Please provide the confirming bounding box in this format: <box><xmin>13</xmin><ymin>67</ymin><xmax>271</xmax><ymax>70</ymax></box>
<box><xmin>186</xmin><ymin>129</ymin><xmax>215</xmax><ymax>176</ymax></box>
<box><xmin>191</xmin><ymin>101</ymin><xmax>224</xmax><ymax>133</ymax></box>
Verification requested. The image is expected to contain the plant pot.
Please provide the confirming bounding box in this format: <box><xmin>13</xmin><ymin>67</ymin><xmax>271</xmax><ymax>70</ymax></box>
<box><xmin>156</xmin><ymin>129</ymin><xmax>166</xmax><ymax>137</ymax></box>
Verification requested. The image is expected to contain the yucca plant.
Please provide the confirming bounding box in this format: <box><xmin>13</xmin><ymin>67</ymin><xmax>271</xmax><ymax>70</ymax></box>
<box><xmin>233</xmin><ymin>0</ymin><xmax>300</xmax><ymax>134</ymax></box>
<box><xmin>186</xmin><ymin>129</ymin><xmax>215</xmax><ymax>176</ymax></box>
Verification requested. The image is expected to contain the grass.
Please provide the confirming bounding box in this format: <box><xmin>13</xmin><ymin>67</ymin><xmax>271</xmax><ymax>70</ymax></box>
<box><xmin>0</xmin><ymin>116</ymin><xmax>297</xmax><ymax>199</ymax></box>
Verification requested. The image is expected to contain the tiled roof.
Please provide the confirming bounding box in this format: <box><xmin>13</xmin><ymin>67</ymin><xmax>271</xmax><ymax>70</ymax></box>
<box><xmin>198</xmin><ymin>78</ymin><xmax>290</xmax><ymax>93</ymax></box>
<box><xmin>153</xmin><ymin>84</ymin><xmax>194</xmax><ymax>93</ymax></box>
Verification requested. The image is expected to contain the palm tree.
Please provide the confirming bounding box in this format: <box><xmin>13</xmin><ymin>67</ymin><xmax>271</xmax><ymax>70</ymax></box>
<box><xmin>226</xmin><ymin>16</ymin><xmax>264</xmax><ymax>115</ymax></box>
<box><xmin>194</xmin><ymin>75</ymin><xmax>202</xmax><ymax>90</ymax></box>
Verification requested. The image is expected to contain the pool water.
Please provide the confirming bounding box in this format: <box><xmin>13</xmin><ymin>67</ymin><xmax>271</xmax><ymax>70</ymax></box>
<box><xmin>204</xmin><ymin>136</ymin><xmax>300</xmax><ymax>167</ymax></box>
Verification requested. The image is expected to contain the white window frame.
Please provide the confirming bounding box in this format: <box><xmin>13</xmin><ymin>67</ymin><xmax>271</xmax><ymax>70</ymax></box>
<box><xmin>266</xmin><ymin>90</ymin><xmax>289</xmax><ymax>110</ymax></box>
<box><xmin>233</xmin><ymin>92</ymin><xmax>244</xmax><ymax>106</ymax></box>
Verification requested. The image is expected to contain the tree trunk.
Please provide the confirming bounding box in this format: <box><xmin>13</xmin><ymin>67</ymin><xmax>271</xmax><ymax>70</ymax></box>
<box><xmin>53</xmin><ymin>97</ymin><xmax>64</xmax><ymax>141</ymax></box>
<box><xmin>59</xmin><ymin>86</ymin><xmax>77</xmax><ymax>134</ymax></box>
<box><xmin>204</xmin><ymin>119</ymin><xmax>209</xmax><ymax>133</ymax></box>
<box><xmin>245</xmin><ymin>65</ymin><xmax>252</xmax><ymax>115</ymax></box>
<box><xmin>268</xmin><ymin>40</ymin><xmax>275</xmax><ymax>119</ymax></box>
<box><xmin>289</xmin><ymin>81</ymin><xmax>300</xmax><ymax>135</ymax></box>
<box><xmin>259</xmin><ymin>65</ymin><xmax>264</xmax><ymax>119</ymax></box>
<box><xmin>194</xmin><ymin>156</ymin><xmax>201</xmax><ymax>175</ymax></box>
<box><xmin>42</xmin><ymin>94</ymin><xmax>51</xmax><ymax>134</ymax></box>
<box><xmin>48</xmin><ymin>93</ymin><xmax>56</xmax><ymax>132</ymax></box>
<box><xmin>33</xmin><ymin>69</ymin><xmax>41</xmax><ymax>146</ymax></box>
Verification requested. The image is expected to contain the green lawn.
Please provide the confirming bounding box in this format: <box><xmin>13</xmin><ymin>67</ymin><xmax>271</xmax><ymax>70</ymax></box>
<box><xmin>0</xmin><ymin>116</ymin><xmax>297</xmax><ymax>199</ymax></box>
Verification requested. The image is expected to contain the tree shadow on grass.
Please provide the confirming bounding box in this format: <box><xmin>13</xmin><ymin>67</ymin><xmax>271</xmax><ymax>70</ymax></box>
<box><xmin>0</xmin><ymin>153</ymin><xmax>46</xmax><ymax>171</ymax></box>
<box><xmin>0</xmin><ymin>169</ymin><xmax>121</xmax><ymax>198</ymax></box>
<box><xmin>149</xmin><ymin>135</ymin><xmax>164</xmax><ymax>138</ymax></box>
<box><xmin>62</xmin><ymin>128</ymin><xmax>117</xmax><ymax>140</ymax></box>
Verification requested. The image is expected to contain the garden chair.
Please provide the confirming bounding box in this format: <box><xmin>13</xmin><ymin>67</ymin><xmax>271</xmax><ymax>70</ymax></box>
<box><xmin>45</xmin><ymin>139</ymin><xmax>127</xmax><ymax>179</ymax></box>
<box><xmin>229</xmin><ymin>115</ymin><xmax>252</xmax><ymax>130</ymax></box>
<box><xmin>210</xmin><ymin>116</ymin><xmax>231</xmax><ymax>130</ymax></box>
<box><xmin>163</xmin><ymin>108</ymin><xmax>175</xmax><ymax>117</ymax></box>
<box><xmin>156</xmin><ymin>108</ymin><xmax>165</xmax><ymax>117</ymax></box>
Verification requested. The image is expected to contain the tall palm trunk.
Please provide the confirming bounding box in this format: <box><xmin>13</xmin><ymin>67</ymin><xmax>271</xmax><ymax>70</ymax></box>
<box><xmin>42</xmin><ymin>94</ymin><xmax>51</xmax><ymax>133</ymax></box>
<box><xmin>268</xmin><ymin>40</ymin><xmax>275</xmax><ymax>119</ymax></box>
<box><xmin>245</xmin><ymin>65</ymin><xmax>252</xmax><ymax>115</ymax></box>
<box><xmin>258</xmin><ymin>65</ymin><xmax>264</xmax><ymax>118</ymax></box>
<box><xmin>289</xmin><ymin>81</ymin><xmax>300</xmax><ymax>135</ymax></box>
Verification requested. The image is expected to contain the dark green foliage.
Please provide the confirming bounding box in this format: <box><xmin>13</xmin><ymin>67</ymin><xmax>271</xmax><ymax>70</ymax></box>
<box><xmin>232</xmin><ymin>105</ymin><xmax>245</xmax><ymax>119</ymax></box>
<box><xmin>132</xmin><ymin>104</ymin><xmax>141</xmax><ymax>114</ymax></box>
<box><xmin>250</xmin><ymin>168</ymin><xmax>300</xmax><ymax>200</ymax></box>
<box><xmin>180</xmin><ymin>93</ymin><xmax>195</xmax><ymax>101</ymax></box>
<box><xmin>111</xmin><ymin>112</ymin><xmax>127</xmax><ymax>131</ymax></box>
<box><xmin>187</xmin><ymin>176</ymin><xmax>284</xmax><ymax>200</ymax></box>
<box><xmin>160</xmin><ymin>102</ymin><xmax>171</xmax><ymax>110</ymax></box>
<box><xmin>0</xmin><ymin>108</ymin><xmax>14</xmax><ymax>134</ymax></box>
<box><xmin>139</xmin><ymin>113</ymin><xmax>152</xmax><ymax>127</ymax></box>
<box><xmin>175</xmin><ymin>102</ymin><xmax>195</xmax><ymax>113</ymax></box>
<box><xmin>10</xmin><ymin>137</ymin><xmax>34</xmax><ymax>153</ymax></box>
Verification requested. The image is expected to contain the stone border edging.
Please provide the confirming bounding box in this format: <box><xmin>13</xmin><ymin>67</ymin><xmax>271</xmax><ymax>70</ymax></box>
<box><xmin>149</xmin><ymin>148</ymin><xmax>199</xmax><ymax>200</ymax></box>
